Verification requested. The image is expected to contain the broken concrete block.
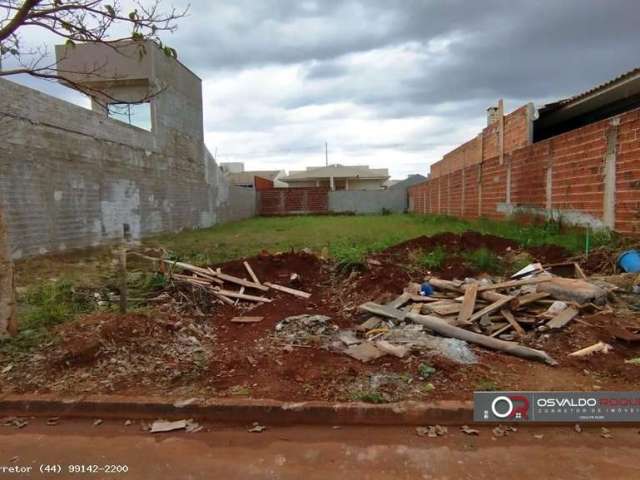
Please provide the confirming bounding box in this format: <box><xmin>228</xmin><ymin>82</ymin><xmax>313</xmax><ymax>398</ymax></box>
<box><xmin>538</xmin><ymin>276</ymin><xmax>607</xmax><ymax>305</ymax></box>
<box><xmin>375</xmin><ymin>340</ymin><xmax>409</xmax><ymax>358</ymax></box>
<box><xmin>344</xmin><ymin>342</ymin><xmax>386</xmax><ymax>362</ymax></box>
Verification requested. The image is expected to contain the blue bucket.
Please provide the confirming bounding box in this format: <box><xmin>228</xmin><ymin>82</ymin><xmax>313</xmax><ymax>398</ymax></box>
<box><xmin>617</xmin><ymin>250</ymin><xmax>640</xmax><ymax>273</ymax></box>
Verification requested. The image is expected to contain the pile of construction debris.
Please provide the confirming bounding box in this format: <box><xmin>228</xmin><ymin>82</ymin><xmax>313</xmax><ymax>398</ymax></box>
<box><xmin>133</xmin><ymin>253</ymin><xmax>311</xmax><ymax>314</ymax></box>
<box><xmin>328</xmin><ymin>263</ymin><xmax>615</xmax><ymax>366</ymax></box>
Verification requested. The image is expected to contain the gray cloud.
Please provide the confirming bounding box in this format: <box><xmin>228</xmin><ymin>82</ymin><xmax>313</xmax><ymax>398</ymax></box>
<box><xmin>9</xmin><ymin>0</ymin><xmax>640</xmax><ymax>177</ymax></box>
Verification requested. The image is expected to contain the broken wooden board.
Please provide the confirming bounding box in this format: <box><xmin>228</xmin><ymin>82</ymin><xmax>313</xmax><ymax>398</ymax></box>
<box><xmin>468</xmin><ymin>295</ymin><xmax>515</xmax><ymax>323</ymax></box>
<box><xmin>569</xmin><ymin>341</ymin><xmax>612</xmax><ymax>357</ymax></box>
<box><xmin>214</xmin><ymin>288</ymin><xmax>272</xmax><ymax>303</ymax></box>
<box><xmin>359</xmin><ymin>302</ymin><xmax>407</xmax><ymax>321</ymax></box>
<box><xmin>500</xmin><ymin>309</ymin><xmax>526</xmax><ymax>338</ymax></box>
<box><xmin>425</xmin><ymin>301</ymin><xmax>463</xmax><ymax>316</ymax></box>
<box><xmin>457</xmin><ymin>283</ymin><xmax>478</xmax><ymax>325</ymax></box>
<box><xmin>511</xmin><ymin>292</ymin><xmax>550</xmax><ymax>309</ymax></box>
<box><xmin>230</xmin><ymin>316</ymin><xmax>264</xmax><ymax>323</ymax></box>
<box><xmin>546</xmin><ymin>307</ymin><xmax>579</xmax><ymax>330</ymax></box>
<box><xmin>215</xmin><ymin>272</ymin><xmax>269</xmax><ymax>291</ymax></box>
<box><xmin>356</xmin><ymin>316</ymin><xmax>383</xmax><ymax>332</ymax></box>
<box><xmin>243</xmin><ymin>261</ymin><xmax>261</xmax><ymax>285</ymax></box>
<box><xmin>263</xmin><ymin>282</ymin><xmax>311</xmax><ymax>299</ymax></box>
<box><xmin>477</xmin><ymin>277</ymin><xmax>550</xmax><ymax>292</ymax></box>
<box><xmin>386</xmin><ymin>293</ymin><xmax>411</xmax><ymax>309</ymax></box>
<box><xmin>361</xmin><ymin>302</ymin><xmax>557</xmax><ymax>365</ymax></box>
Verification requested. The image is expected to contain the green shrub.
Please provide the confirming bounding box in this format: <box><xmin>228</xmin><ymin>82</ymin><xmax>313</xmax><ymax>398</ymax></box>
<box><xmin>419</xmin><ymin>246</ymin><xmax>447</xmax><ymax>270</ymax></box>
<box><xmin>464</xmin><ymin>248</ymin><xmax>503</xmax><ymax>273</ymax></box>
<box><xmin>1</xmin><ymin>280</ymin><xmax>97</xmax><ymax>356</ymax></box>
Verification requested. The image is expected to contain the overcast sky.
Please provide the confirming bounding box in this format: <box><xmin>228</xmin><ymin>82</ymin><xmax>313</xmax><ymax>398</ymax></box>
<box><xmin>9</xmin><ymin>0</ymin><xmax>640</xmax><ymax>178</ymax></box>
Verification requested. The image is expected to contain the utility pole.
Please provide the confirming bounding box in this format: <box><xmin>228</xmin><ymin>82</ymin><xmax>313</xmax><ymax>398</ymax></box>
<box><xmin>325</xmin><ymin>141</ymin><xmax>328</xmax><ymax>167</ymax></box>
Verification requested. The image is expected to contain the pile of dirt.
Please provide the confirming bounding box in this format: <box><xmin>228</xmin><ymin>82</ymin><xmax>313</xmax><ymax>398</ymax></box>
<box><xmin>382</xmin><ymin>231</ymin><xmax>519</xmax><ymax>256</ymax></box>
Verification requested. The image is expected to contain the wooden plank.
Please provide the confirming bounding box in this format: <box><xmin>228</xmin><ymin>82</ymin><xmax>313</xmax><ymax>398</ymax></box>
<box><xmin>500</xmin><ymin>309</ymin><xmax>526</xmax><ymax>338</ymax></box>
<box><xmin>215</xmin><ymin>272</ymin><xmax>269</xmax><ymax>291</ymax></box>
<box><xmin>457</xmin><ymin>283</ymin><xmax>478</xmax><ymax>325</ymax></box>
<box><xmin>243</xmin><ymin>261</ymin><xmax>262</xmax><ymax>285</ymax></box>
<box><xmin>405</xmin><ymin>311</ymin><xmax>556</xmax><ymax>365</ymax></box>
<box><xmin>387</xmin><ymin>293</ymin><xmax>411</xmax><ymax>309</ymax></box>
<box><xmin>546</xmin><ymin>307</ymin><xmax>579</xmax><ymax>330</ymax></box>
<box><xmin>263</xmin><ymin>282</ymin><xmax>311</xmax><ymax>299</ymax></box>
<box><xmin>410</xmin><ymin>303</ymin><xmax>423</xmax><ymax>314</ymax></box>
<box><xmin>574</xmin><ymin>262</ymin><xmax>587</xmax><ymax>280</ymax></box>
<box><xmin>359</xmin><ymin>302</ymin><xmax>557</xmax><ymax>365</ymax></box>
<box><xmin>490</xmin><ymin>323</ymin><xmax>512</xmax><ymax>338</ymax></box>
<box><xmin>231</xmin><ymin>316</ymin><xmax>264</xmax><ymax>323</ymax></box>
<box><xmin>214</xmin><ymin>288</ymin><xmax>272</xmax><ymax>303</ymax></box>
<box><xmin>359</xmin><ymin>302</ymin><xmax>407</xmax><ymax>321</ymax></box>
<box><xmin>510</xmin><ymin>292</ymin><xmax>550</xmax><ymax>309</ymax></box>
<box><xmin>478</xmin><ymin>277</ymin><xmax>550</xmax><ymax>292</ymax></box>
<box><xmin>468</xmin><ymin>295</ymin><xmax>515</xmax><ymax>323</ymax></box>
<box><xmin>426</xmin><ymin>301</ymin><xmax>463</xmax><ymax>316</ymax></box>
<box><xmin>356</xmin><ymin>316</ymin><xmax>383</xmax><ymax>332</ymax></box>
<box><xmin>407</xmin><ymin>294</ymin><xmax>442</xmax><ymax>303</ymax></box>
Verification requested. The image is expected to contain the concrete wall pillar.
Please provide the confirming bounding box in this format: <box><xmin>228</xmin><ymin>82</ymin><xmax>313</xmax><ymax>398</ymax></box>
<box><xmin>0</xmin><ymin>206</ymin><xmax>17</xmax><ymax>336</ymax></box>
<box><xmin>505</xmin><ymin>155</ymin><xmax>512</xmax><ymax>204</ymax></box>
<box><xmin>603</xmin><ymin>118</ymin><xmax>619</xmax><ymax>229</ymax></box>
<box><xmin>477</xmin><ymin>164</ymin><xmax>483</xmax><ymax>217</ymax></box>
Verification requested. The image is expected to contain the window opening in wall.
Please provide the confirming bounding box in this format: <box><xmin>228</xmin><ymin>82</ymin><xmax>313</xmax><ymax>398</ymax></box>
<box><xmin>107</xmin><ymin>102</ymin><xmax>152</xmax><ymax>131</ymax></box>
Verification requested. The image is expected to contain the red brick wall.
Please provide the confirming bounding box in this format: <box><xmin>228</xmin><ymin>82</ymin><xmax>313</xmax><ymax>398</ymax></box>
<box><xmin>258</xmin><ymin>187</ymin><xmax>329</xmax><ymax>215</ymax></box>
<box><xmin>254</xmin><ymin>176</ymin><xmax>274</xmax><ymax>191</ymax></box>
<box><xmin>408</xmin><ymin>107</ymin><xmax>640</xmax><ymax>235</ymax></box>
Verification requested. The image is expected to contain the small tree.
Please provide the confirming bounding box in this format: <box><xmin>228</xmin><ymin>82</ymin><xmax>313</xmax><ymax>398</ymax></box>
<box><xmin>0</xmin><ymin>0</ymin><xmax>188</xmax><ymax>99</ymax></box>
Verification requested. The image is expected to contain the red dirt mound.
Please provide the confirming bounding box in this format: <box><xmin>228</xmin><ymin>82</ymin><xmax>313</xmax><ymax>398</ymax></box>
<box><xmin>383</xmin><ymin>231</ymin><xmax>519</xmax><ymax>256</ymax></box>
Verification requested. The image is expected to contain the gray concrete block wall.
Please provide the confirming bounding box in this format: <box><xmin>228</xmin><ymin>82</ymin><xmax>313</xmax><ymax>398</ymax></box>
<box><xmin>0</xmin><ymin>78</ymin><xmax>253</xmax><ymax>260</ymax></box>
<box><xmin>328</xmin><ymin>189</ymin><xmax>407</xmax><ymax>214</ymax></box>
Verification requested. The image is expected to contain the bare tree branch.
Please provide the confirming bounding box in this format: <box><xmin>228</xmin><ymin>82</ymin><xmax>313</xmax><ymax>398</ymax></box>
<box><xmin>0</xmin><ymin>0</ymin><xmax>188</xmax><ymax>105</ymax></box>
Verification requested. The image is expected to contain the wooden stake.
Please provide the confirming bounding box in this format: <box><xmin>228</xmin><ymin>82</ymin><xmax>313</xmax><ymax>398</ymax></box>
<box><xmin>214</xmin><ymin>288</ymin><xmax>272</xmax><ymax>303</ymax></box>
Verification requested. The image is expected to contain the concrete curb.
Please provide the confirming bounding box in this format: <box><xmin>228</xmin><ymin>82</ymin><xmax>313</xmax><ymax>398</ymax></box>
<box><xmin>0</xmin><ymin>394</ymin><xmax>474</xmax><ymax>426</ymax></box>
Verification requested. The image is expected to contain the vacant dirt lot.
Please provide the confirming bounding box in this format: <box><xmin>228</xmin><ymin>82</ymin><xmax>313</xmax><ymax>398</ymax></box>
<box><xmin>2</xmin><ymin>229</ymin><xmax>638</xmax><ymax>403</ymax></box>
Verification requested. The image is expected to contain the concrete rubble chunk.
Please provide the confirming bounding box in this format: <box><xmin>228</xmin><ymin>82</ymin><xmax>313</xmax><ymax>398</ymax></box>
<box><xmin>538</xmin><ymin>276</ymin><xmax>607</xmax><ymax>305</ymax></box>
<box><xmin>344</xmin><ymin>342</ymin><xmax>386</xmax><ymax>362</ymax></box>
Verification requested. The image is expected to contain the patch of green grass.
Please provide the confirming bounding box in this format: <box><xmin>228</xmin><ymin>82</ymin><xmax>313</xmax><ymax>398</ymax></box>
<box><xmin>418</xmin><ymin>246</ymin><xmax>448</xmax><ymax>270</ymax></box>
<box><xmin>351</xmin><ymin>390</ymin><xmax>386</xmax><ymax>404</ymax></box>
<box><xmin>476</xmin><ymin>378</ymin><xmax>499</xmax><ymax>391</ymax></box>
<box><xmin>1</xmin><ymin>280</ymin><xmax>97</xmax><ymax>356</ymax></box>
<box><xmin>464</xmin><ymin>247</ymin><xmax>503</xmax><ymax>274</ymax></box>
<box><xmin>81</xmin><ymin>214</ymin><xmax>614</xmax><ymax>271</ymax></box>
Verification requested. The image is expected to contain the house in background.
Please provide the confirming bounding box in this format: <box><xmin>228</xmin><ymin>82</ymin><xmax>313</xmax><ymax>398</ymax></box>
<box><xmin>280</xmin><ymin>164</ymin><xmax>389</xmax><ymax>190</ymax></box>
<box><xmin>221</xmin><ymin>162</ymin><xmax>286</xmax><ymax>190</ymax></box>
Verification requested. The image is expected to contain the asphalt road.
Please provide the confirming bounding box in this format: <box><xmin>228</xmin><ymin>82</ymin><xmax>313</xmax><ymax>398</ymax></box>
<box><xmin>1</xmin><ymin>418</ymin><xmax>639</xmax><ymax>479</ymax></box>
